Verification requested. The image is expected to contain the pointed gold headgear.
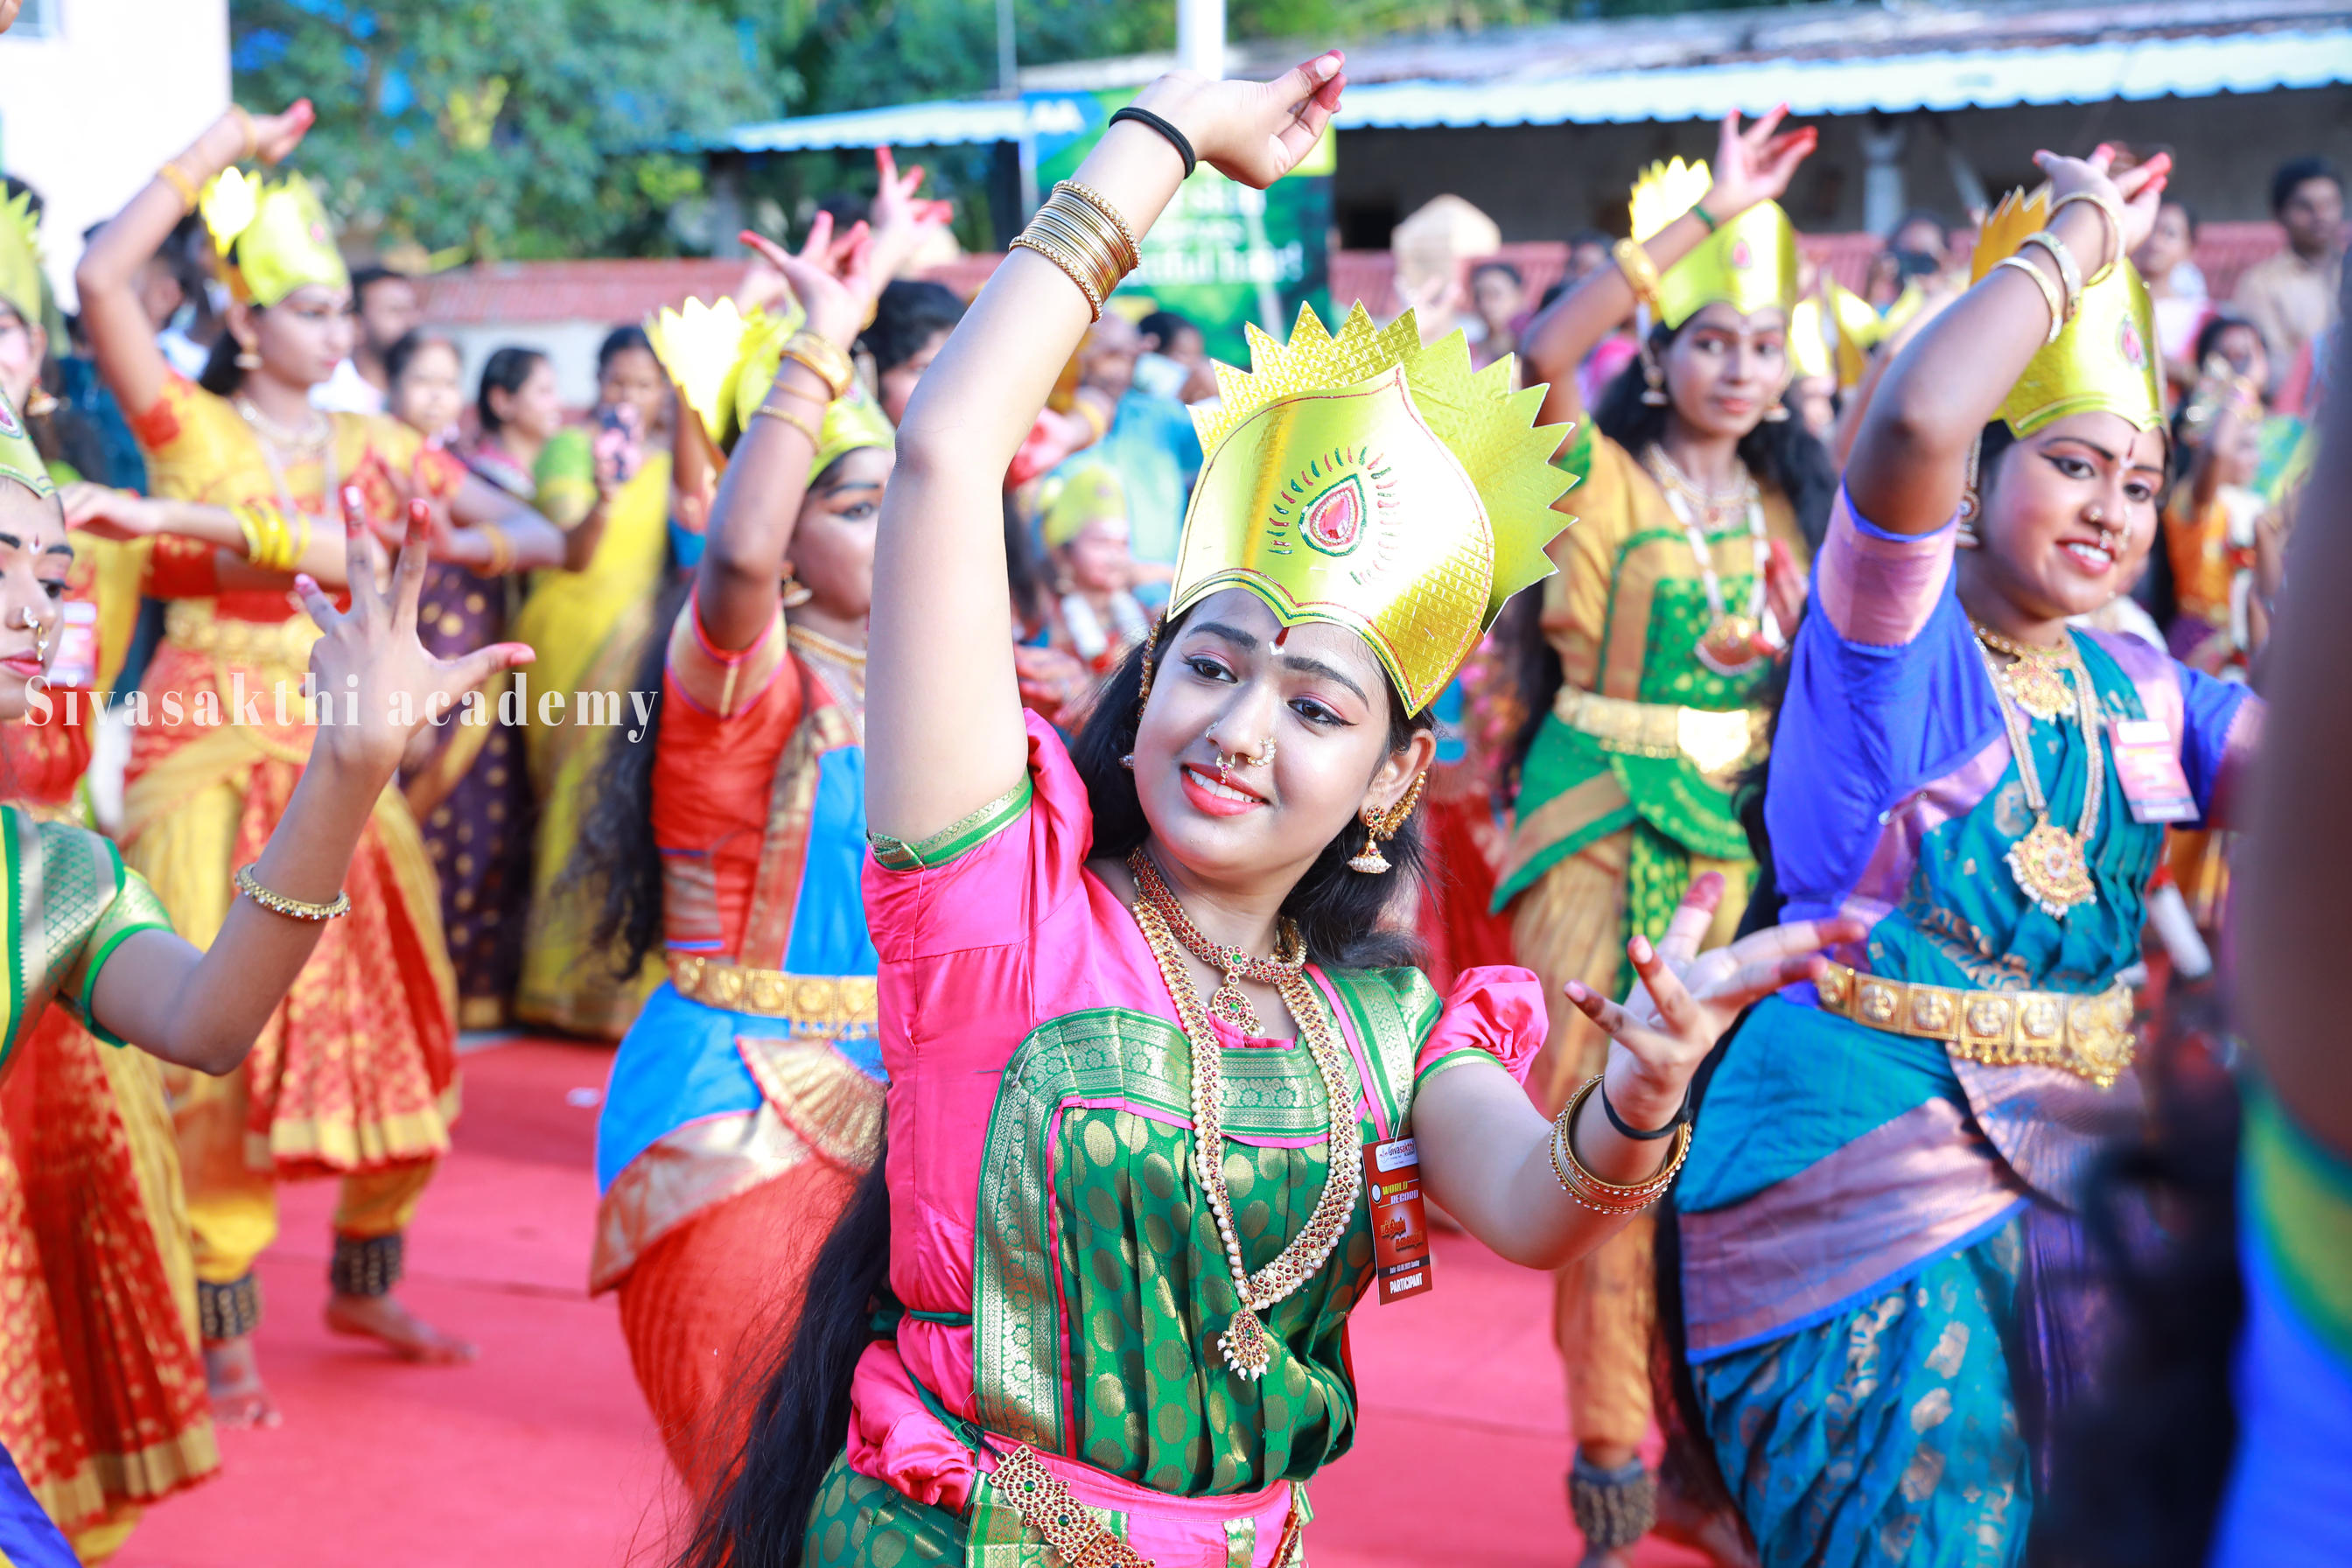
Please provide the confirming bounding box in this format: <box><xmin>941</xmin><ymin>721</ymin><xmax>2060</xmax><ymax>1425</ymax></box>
<box><xmin>0</xmin><ymin>387</ymin><xmax>55</xmax><ymax>500</ymax></box>
<box><xmin>1970</xmin><ymin>186</ymin><xmax>2162</xmax><ymax>438</ymax></box>
<box><xmin>1630</xmin><ymin>159</ymin><xmax>1798</xmax><ymax>331</ymax></box>
<box><xmin>0</xmin><ymin>190</ymin><xmax>44</xmax><ymax>328</ymax></box>
<box><xmin>1166</xmin><ymin>304</ymin><xmax>1572</xmax><ymax>715</ymax></box>
<box><xmin>201</xmin><ymin>169</ymin><xmax>350</xmax><ymax>309</ymax></box>
<box><xmin>645</xmin><ymin>294</ymin><xmax>893</xmax><ymax>484</ymax></box>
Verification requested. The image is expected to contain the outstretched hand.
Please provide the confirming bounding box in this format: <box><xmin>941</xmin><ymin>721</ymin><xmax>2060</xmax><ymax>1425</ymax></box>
<box><xmin>1564</xmin><ymin>872</ymin><xmax>1865</xmax><ymax>1130</ymax></box>
<box><xmin>1129</xmin><ymin>51</ymin><xmax>1347</xmax><ymax>190</ymax></box>
<box><xmin>1703</xmin><ymin>106</ymin><xmax>1817</xmax><ymax>220</ymax></box>
<box><xmin>2034</xmin><ymin>144</ymin><xmax>2171</xmax><ymax>266</ymax></box>
<box><xmin>739</xmin><ymin>214</ymin><xmax>872</xmax><ymax>350</ymax></box>
<box><xmin>60</xmin><ymin>481</ymin><xmax>173</xmax><ymax>541</ymax></box>
<box><xmin>292</xmin><ymin>500</ymin><xmax>531</xmax><ymax>780</ymax></box>
<box><xmin>244</xmin><ymin>99</ymin><xmax>316</xmax><ymax>165</ymax></box>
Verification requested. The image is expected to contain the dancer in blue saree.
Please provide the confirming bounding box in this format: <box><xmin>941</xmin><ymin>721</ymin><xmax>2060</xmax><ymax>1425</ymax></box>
<box><xmin>1675</xmin><ymin>149</ymin><xmax>2261</xmax><ymax>1564</ymax></box>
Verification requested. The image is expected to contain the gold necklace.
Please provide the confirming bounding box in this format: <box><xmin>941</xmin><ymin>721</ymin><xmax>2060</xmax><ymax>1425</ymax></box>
<box><xmin>233</xmin><ymin>395</ymin><xmax>332</xmax><ymax>457</ymax></box>
<box><xmin>1127</xmin><ymin>850</ymin><xmax>1306</xmax><ymax>1034</ymax></box>
<box><xmin>1130</xmin><ymin>893</ymin><xmax>1362</xmax><ymax>1380</ymax></box>
<box><xmin>1977</xmin><ymin>632</ymin><xmax>2105</xmax><ymax>920</ymax></box>
<box><xmin>1973</xmin><ymin>622</ymin><xmax>2074</xmax><ymax>723</ymax></box>
<box><xmin>1644</xmin><ymin>446</ymin><xmax>1770</xmax><ymax>676</ymax></box>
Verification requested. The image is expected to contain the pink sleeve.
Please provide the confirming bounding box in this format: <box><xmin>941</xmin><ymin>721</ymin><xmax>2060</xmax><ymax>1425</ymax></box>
<box><xmin>860</xmin><ymin>709</ymin><xmax>1096</xmax><ymax>964</ymax></box>
<box><xmin>1812</xmin><ymin>484</ymin><xmax>1957</xmax><ymax>648</ymax></box>
<box><xmin>1413</xmin><ymin>965</ymin><xmax>1546</xmax><ymax>1087</ymax></box>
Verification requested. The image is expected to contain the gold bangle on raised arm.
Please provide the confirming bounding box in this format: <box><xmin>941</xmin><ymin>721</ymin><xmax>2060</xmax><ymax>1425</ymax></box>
<box><xmin>2020</xmin><ymin>230</ymin><xmax>2083</xmax><ymax>323</ymax></box>
<box><xmin>2049</xmin><ymin>191</ymin><xmax>2127</xmax><ymax>287</ymax></box>
<box><xmin>1545</xmin><ymin>1074</ymin><xmax>1691</xmax><ymax>1215</ymax></box>
<box><xmin>1992</xmin><ymin>255</ymin><xmax>2065</xmax><ymax>346</ymax></box>
<box><xmin>1612</xmin><ymin>238</ymin><xmax>1662</xmax><ymax>311</ymax></box>
<box><xmin>235</xmin><ymin>862</ymin><xmax>352</xmax><ymax>922</ymax></box>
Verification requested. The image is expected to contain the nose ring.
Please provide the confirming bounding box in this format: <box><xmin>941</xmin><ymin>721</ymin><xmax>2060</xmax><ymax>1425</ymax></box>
<box><xmin>1212</xmin><ymin>732</ymin><xmax>1277</xmax><ymax>772</ymax></box>
<box><xmin>18</xmin><ymin>606</ymin><xmax>46</xmax><ymax>663</ymax></box>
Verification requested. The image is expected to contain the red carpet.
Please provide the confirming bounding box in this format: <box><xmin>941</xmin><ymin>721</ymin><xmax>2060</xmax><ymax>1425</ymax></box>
<box><xmin>122</xmin><ymin>1040</ymin><xmax>1705</xmax><ymax>1568</ymax></box>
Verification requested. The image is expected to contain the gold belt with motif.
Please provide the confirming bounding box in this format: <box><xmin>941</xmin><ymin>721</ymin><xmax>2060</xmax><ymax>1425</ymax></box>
<box><xmin>164</xmin><ymin>601</ymin><xmax>321</xmax><ymax>673</ymax></box>
<box><xmin>1815</xmin><ymin>961</ymin><xmax>2136</xmax><ymax>1088</ymax></box>
<box><xmin>667</xmin><ymin>953</ymin><xmax>878</xmax><ymax>1028</ymax></box>
<box><xmin>1553</xmin><ymin>685</ymin><xmax>1768</xmax><ymax>778</ymax></box>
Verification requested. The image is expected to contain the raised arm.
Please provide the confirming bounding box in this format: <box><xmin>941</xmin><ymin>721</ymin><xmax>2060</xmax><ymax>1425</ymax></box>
<box><xmin>865</xmin><ymin>56</ymin><xmax>1347</xmax><ymax>843</ymax></box>
<box><xmin>1844</xmin><ymin>148</ymin><xmax>2168</xmax><ymax>536</ymax></box>
<box><xmin>75</xmin><ymin>101</ymin><xmax>317</xmax><ymax>420</ymax></box>
<box><xmin>1520</xmin><ymin>108</ymin><xmax>1816</xmax><ymax>430</ymax></box>
<box><xmin>88</xmin><ymin>512</ymin><xmax>528</xmax><ymax>1073</ymax></box>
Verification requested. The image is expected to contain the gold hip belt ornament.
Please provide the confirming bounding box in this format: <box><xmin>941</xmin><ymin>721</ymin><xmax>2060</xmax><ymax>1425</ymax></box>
<box><xmin>1814</xmin><ymin>960</ymin><xmax>2135</xmax><ymax>1088</ymax></box>
<box><xmin>665</xmin><ymin>954</ymin><xmax>878</xmax><ymax>1028</ymax></box>
<box><xmin>1553</xmin><ymin>684</ymin><xmax>1767</xmax><ymax>779</ymax></box>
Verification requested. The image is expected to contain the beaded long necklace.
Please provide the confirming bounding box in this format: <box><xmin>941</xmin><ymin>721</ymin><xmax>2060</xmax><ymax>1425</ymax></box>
<box><xmin>1644</xmin><ymin>446</ymin><xmax>1770</xmax><ymax>676</ymax></box>
<box><xmin>1126</xmin><ymin>849</ymin><xmax>1363</xmax><ymax>1380</ymax></box>
<box><xmin>1974</xmin><ymin>624</ymin><xmax>2105</xmax><ymax>920</ymax></box>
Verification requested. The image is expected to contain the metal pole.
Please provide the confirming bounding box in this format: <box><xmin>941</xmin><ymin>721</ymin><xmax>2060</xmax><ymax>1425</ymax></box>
<box><xmin>1175</xmin><ymin>0</ymin><xmax>1225</xmax><ymax>80</ymax></box>
<box><xmin>996</xmin><ymin>0</ymin><xmax>1018</xmax><ymax>95</ymax></box>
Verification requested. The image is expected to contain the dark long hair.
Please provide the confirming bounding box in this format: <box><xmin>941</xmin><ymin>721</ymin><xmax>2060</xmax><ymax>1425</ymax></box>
<box><xmin>579</xmin><ymin>574</ymin><xmax>690</xmax><ymax>978</ymax></box>
<box><xmin>1069</xmin><ymin>608</ymin><xmax>1434</xmax><ymax>969</ymax></box>
<box><xmin>197</xmin><ymin>320</ymin><xmax>249</xmax><ymax>396</ymax></box>
<box><xmin>1499</xmin><ymin>322</ymin><xmax>1836</xmax><ymax>800</ymax></box>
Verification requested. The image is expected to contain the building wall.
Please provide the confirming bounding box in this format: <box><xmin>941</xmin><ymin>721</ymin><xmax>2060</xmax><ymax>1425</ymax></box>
<box><xmin>0</xmin><ymin>0</ymin><xmax>231</xmax><ymax>307</ymax></box>
<box><xmin>1334</xmin><ymin>86</ymin><xmax>2352</xmax><ymax>244</ymax></box>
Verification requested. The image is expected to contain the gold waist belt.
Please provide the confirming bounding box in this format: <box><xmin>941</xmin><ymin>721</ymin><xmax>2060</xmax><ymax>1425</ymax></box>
<box><xmin>164</xmin><ymin>601</ymin><xmax>321</xmax><ymax>672</ymax></box>
<box><xmin>1553</xmin><ymin>685</ymin><xmax>1767</xmax><ymax>778</ymax></box>
<box><xmin>1815</xmin><ymin>961</ymin><xmax>2135</xmax><ymax>1088</ymax></box>
<box><xmin>667</xmin><ymin>954</ymin><xmax>878</xmax><ymax>1028</ymax></box>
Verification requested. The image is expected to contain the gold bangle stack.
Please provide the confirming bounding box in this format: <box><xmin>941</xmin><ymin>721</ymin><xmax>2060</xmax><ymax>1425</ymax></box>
<box><xmin>780</xmin><ymin>331</ymin><xmax>853</xmax><ymax>402</ymax></box>
<box><xmin>157</xmin><ymin>162</ymin><xmax>202</xmax><ymax>215</ymax></box>
<box><xmin>235</xmin><ymin>862</ymin><xmax>352</xmax><ymax>921</ymax></box>
<box><xmin>1011</xmin><ymin>180</ymin><xmax>1141</xmax><ymax>323</ymax></box>
<box><xmin>476</xmin><ymin>522</ymin><xmax>515</xmax><ymax>576</ymax></box>
<box><xmin>2050</xmin><ymin>191</ymin><xmax>2126</xmax><ymax>286</ymax></box>
<box><xmin>2020</xmin><ymin>230</ymin><xmax>2083</xmax><ymax>322</ymax></box>
<box><xmin>1992</xmin><ymin>255</ymin><xmax>2066</xmax><ymax>346</ymax></box>
<box><xmin>1547</xmin><ymin>1073</ymin><xmax>1692</xmax><ymax>1214</ymax></box>
<box><xmin>1612</xmin><ymin>238</ymin><xmax>1662</xmax><ymax>312</ymax></box>
<box><xmin>233</xmin><ymin>502</ymin><xmax>309</xmax><ymax>572</ymax></box>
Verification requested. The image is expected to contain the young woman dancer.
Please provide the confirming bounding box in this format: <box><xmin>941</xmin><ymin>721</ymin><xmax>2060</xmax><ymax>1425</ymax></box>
<box><xmin>681</xmin><ymin>56</ymin><xmax>1855</xmax><ymax>1568</ymax></box>
<box><xmin>1673</xmin><ymin>148</ymin><xmax>2261</xmax><ymax>1564</ymax></box>
<box><xmin>0</xmin><ymin>385</ymin><xmax>529</xmax><ymax>1561</ymax></box>
<box><xmin>70</xmin><ymin>99</ymin><xmax>564</xmax><ymax>1423</ymax></box>
<box><xmin>1497</xmin><ymin>113</ymin><xmax>1831</xmax><ymax>1565</ymax></box>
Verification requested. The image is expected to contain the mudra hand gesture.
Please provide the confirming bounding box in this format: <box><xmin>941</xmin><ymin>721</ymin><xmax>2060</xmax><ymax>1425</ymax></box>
<box><xmin>1699</xmin><ymin>105</ymin><xmax>1819</xmax><ymax>221</ymax></box>
<box><xmin>1566</xmin><ymin>873</ymin><xmax>1866</xmax><ymax>1131</ymax></box>
<box><xmin>1125</xmin><ymin>50</ymin><xmax>1348</xmax><ymax>189</ymax></box>
<box><xmin>291</xmin><ymin>501</ymin><xmax>534</xmax><ymax>780</ymax></box>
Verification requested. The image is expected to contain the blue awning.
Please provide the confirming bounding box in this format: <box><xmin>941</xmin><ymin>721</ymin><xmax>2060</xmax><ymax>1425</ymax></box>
<box><xmin>1334</xmin><ymin>27</ymin><xmax>2352</xmax><ymax>128</ymax></box>
<box><xmin>710</xmin><ymin>26</ymin><xmax>2352</xmax><ymax>152</ymax></box>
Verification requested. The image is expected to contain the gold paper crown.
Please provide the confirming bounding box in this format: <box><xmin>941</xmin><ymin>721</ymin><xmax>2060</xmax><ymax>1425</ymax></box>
<box><xmin>1628</xmin><ymin>159</ymin><xmax>1798</xmax><ymax>330</ymax></box>
<box><xmin>1970</xmin><ymin>186</ymin><xmax>2162</xmax><ymax>438</ymax></box>
<box><xmin>646</xmin><ymin>295</ymin><xmax>893</xmax><ymax>481</ymax></box>
<box><xmin>1168</xmin><ymin>303</ymin><xmax>1572</xmax><ymax>715</ymax></box>
<box><xmin>201</xmin><ymin>169</ymin><xmax>349</xmax><ymax>308</ymax></box>
<box><xmin>0</xmin><ymin>191</ymin><xmax>44</xmax><ymax>326</ymax></box>
<box><xmin>0</xmin><ymin>387</ymin><xmax>55</xmax><ymax>500</ymax></box>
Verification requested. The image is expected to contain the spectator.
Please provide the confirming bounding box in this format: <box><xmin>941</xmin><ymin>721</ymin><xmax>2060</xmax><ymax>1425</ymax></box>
<box><xmin>314</xmin><ymin>264</ymin><xmax>423</xmax><ymax>414</ymax></box>
<box><xmin>1051</xmin><ymin>311</ymin><xmax>1200</xmax><ymax>598</ymax></box>
<box><xmin>2195</xmin><ymin>311</ymin><xmax>2272</xmax><ymax>396</ymax></box>
<box><xmin>1562</xmin><ymin>228</ymin><xmax>1614</xmax><ymax>290</ymax></box>
<box><xmin>383</xmin><ymin>328</ymin><xmax>466</xmax><ymax>447</ymax></box>
<box><xmin>1136</xmin><ymin>307</ymin><xmax>1215</xmax><ymax>403</ymax></box>
<box><xmin>860</xmin><ymin>278</ymin><xmax>964</xmax><ymax>424</ymax></box>
<box><xmin>1467</xmin><ymin>260</ymin><xmax>1527</xmax><ymax>368</ymax></box>
<box><xmin>468</xmin><ymin>346</ymin><xmax>564</xmax><ymax>495</ymax></box>
<box><xmin>1040</xmin><ymin>464</ymin><xmax>1150</xmax><ymax>677</ymax></box>
<box><xmin>2233</xmin><ymin>157</ymin><xmax>2343</xmax><ymax>389</ymax></box>
<box><xmin>2138</xmin><ymin>197</ymin><xmax>2214</xmax><ymax>401</ymax></box>
<box><xmin>1886</xmin><ymin>207</ymin><xmax>1950</xmax><ymax>270</ymax></box>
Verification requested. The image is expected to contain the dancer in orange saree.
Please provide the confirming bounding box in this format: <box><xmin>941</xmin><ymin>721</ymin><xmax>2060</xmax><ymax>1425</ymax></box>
<box><xmin>70</xmin><ymin>98</ymin><xmax>564</xmax><ymax>1425</ymax></box>
<box><xmin>0</xmin><ymin>381</ymin><xmax>531</xmax><ymax>1562</ymax></box>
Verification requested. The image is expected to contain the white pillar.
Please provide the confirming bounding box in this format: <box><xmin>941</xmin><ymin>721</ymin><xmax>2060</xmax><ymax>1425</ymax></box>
<box><xmin>1176</xmin><ymin>0</ymin><xmax>1226</xmax><ymax>80</ymax></box>
<box><xmin>1861</xmin><ymin>115</ymin><xmax>1908</xmax><ymax>237</ymax></box>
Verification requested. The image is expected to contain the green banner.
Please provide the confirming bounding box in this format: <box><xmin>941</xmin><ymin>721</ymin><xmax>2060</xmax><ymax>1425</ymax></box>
<box><xmin>1027</xmin><ymin>89</ymin><xmax>1332</xmax><ymax>362</ymax></box>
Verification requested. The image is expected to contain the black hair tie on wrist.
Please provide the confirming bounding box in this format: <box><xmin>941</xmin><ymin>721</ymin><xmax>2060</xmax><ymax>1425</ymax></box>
<box><xmin>1600</xmin><ymin>1077</ymin><xmax>1691</xmax><ymax>1141</ymax></box>
<box><xmin>1108</xmin><ymin>106</ymin><xmax>1197</xmax><ymax>180</ymax></box>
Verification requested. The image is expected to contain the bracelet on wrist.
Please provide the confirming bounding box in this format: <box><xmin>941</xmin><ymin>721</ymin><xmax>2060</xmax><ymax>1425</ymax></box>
<box><xmin>1691</xmin><ymin>200</ymin><xmax>1720</xmax><ymax>233</ymax></box>
<box><xmin>1547</xmin><ymin>1073</ymin><xmax>1690</xmax><ymax>1214</ymax></box>
<box><xmin>235</xmin><ymin>861</ymin><xmax>351</xmax><ymax>922</ymax></box>
<box><xmin>779</xmin><ymin>332</ymin><xmax>853</xmax><ymax>402</ymax></box>
<box><xmin>1600</xmin><ymin>1075</ymin><xmax>1692</xmax><ymax>1142</ymax></box>
<box><xmin>156</xmin><ymin>162</ymin><xmax>202</xmax><ymax>215</ymax></box>
<box><xmin>1107</xmin><ymin>105</ymin><xmax>1197</xmax><ymax>178</ymax></box>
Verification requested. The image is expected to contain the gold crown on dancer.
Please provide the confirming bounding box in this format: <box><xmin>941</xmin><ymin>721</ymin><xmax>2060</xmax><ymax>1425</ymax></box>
<box><xmin>1629</xmin><ymin>158</ymin><xmax>1799</xmax><ymax>329</ymax></box>
<box><xmin>1166</xmin><ymin>303</ymin><xmax>1572</xmax><ymax>715</ymax></box>
<box><xmin>0</xmin><ymin>387</ymin><xmax>54</xmax><ymax>500</ymax></box>
<box><xmin>645</xmin><ymin>295</ymin><xmax>893</xmax><ymax>477</ymax></box>
<box><xmin>0</xmin><ymin>190</ymin><xmax>44</xmax><ymax>328</ymax></box>
<box><xmin>201</xmin><ymin>168</ymin><xmax>349</xmax><ymax>308</ymax></box>
<box><xmin>1970</xmin><ymin>186</ymin><xmax>2163</xmax><ymax>438</ymax></box>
